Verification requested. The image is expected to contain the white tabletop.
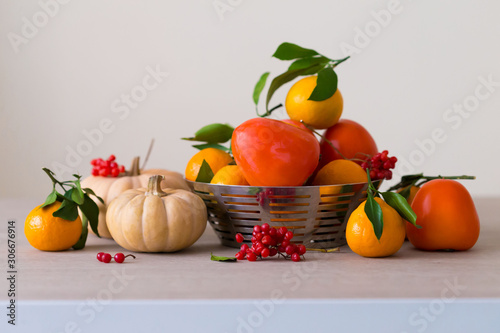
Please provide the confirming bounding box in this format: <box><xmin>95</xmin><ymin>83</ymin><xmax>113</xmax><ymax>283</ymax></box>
<box><xmin>1</xmin><ymin>197</ymin><xmax>499</xmax><ymax>332</ymax></box>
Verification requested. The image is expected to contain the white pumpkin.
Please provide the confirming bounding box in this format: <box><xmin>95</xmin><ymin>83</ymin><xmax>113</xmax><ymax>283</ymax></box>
<box><xmin>106</xmin><ymin>175</ymin><xmax>207</xmax><ymax>252</ymax></box>
<box><xmin>80</xmin><ymin>157</ymin><xmax>189</xmax><ymax>238</ymax></box>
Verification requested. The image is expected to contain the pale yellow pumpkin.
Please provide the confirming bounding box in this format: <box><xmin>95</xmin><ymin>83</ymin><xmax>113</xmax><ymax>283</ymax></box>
<box><xmin>80</xmin><ymin>157</ymin><xmax>189</xmax><ymax>238</ymax></box>
<box><xmin>106</xmin><ymin>175</ymin><xmax>207</xmax><ymax>252</ymax></box>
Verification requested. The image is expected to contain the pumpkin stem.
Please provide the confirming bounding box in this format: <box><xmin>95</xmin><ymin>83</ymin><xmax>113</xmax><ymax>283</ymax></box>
<box><xmin>128</xmin><ymin>157</ymin><xmax>141</xmax><ymax>176</ymax></box>
<box><xmin>146</xmin><ymin>175</ymin><xmax>168</xmax><ymax>197</ymax></box>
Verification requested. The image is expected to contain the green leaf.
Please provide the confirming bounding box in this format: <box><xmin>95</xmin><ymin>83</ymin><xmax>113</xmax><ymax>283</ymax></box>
<box><xmin>52</xmin><ymin>199</ymin><xmax>79</xmax><ymax>221</ymax></box>
<box><xmin>381</xmin><ymin>191</ymin><xmax>420</xmax><ymax>228</ymax></box>
<box><xmin>253</xmin><ymin>72</ymin><xmax>270</xmax><ymax>105</ymax></box>
<box><xmin>288</xmin><ymin>56</ymin><xmax>329</xmax><ymax>71</ymax></box>
<box><xmin>364</xmin><ymin>193</ymin><xmax>384</xmax><ymax>240</ymax></box>
<box><xmin>72</xmin><ymin>215</ymin><xmax>89</xmax><ymax>250</ymax></box>
<box><xmin>182</xmin><ymin>123</ymin><xmax>234</xmax><ymax>144</ymax></box>
<box><xmin>210</xmin><ymin>253</ymin><xmax>237</xmax><ymax>262</ymax></box>
<box><xmin>398</xmin><ymin>185</ymin><xmax>412</xmax><ymax>200</ymax></box>
<box><xmin>308</xmin><ymin>67</ymin><xmax>338</xmax><ymax>101</ymax></box>
<box><xmin>272</xmin><ymin>42</ymin><xmax>319</xmax><ymax>60</ymax></box>
<box><xmin>401</xmin><ymin>173</ymin><xmax>424</xmax><ymax>183</ymax></box>
<box><xmin>265</xmin><ymin>64</ymin><xmax>325</xmax><ymax>112</ymax></box>
<box><xmin>192</xmin><ymin>143</ymin><xmax>229</xmax><ymax>151</ymax></box>
<box><xmin>41</xmin><ymin>190</ymin><xmax>58</xmax><ymax>208</ymax></box>
<box><xmin>195</xmin><ymin>160</ymin><xmax>214</xmax><ymax>183</ymax></box>
<box><xmin>71</xmin><ymin>180</ymin><xmax>85</xmax><ymax>205</ymax></box>
<box><xmin>82</xmin><ymin>188</ymin><xmax>104</xmax><ymax>204</ymax></box>
<box><xmin>79</xmin><ymin>194</ymin><xmax>100</xmax><ymax>237</ymax></box>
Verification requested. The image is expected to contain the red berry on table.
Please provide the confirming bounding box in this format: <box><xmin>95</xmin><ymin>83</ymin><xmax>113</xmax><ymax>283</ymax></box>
<box><xmin>114</xmin><ymin>253</ymin><xmax>125</xmax><ymax>263</ymax></box>
<box><xmin>247</xmin><ymin>252</ymin><xmax>257</xmax><ymax>261</ymax></box>
<box><xmin>235</xmin><ymin>251</ymin><xmax>245</xmax><ymax>260</ymax></box>
<box><xmin>235</xmin><ymin>233</ymin><xmax>244</xmax><ymax>243</ymax></box>
<box><xmin>269</xmin><ymin>248</ymin><xmax>278</xmax><ymax>257</ymax></box>
<box><xmin>297</xmin><ymin>244</ymin><xmax>307</xmax><ymax>255</ymax></box>
<box><xmin>281</xmin><ymin>239</ymin><xmax>290</xmax><ymax>248</ymax></box>
<box><xmin>285</xmin><ymin>231</ymin><xmax>294</xmax><ymax>241</ymax></box>
<box><xmin>110</xmin><ymin>162</ymin><xmax>118</xmax><ymax>169</ymax></box>
<box><xmin>261</xmin><ymin>235</ymin><xmax>272</xmax><ymax>245</ymax></box>
<box><xmin>277</xmin><ymin>226</ymin><xmax>287</xmax><ymax>237</ymax></box>
<box><xmin>101</xmin><ymin>253</ymin><xmax>112</xmax><ymax>263</ymax></box>
<box><xmin>269</xmin><ymin>228</ymin><xmax>277</xmax><ymax>237</ymax></box>
<box><xmin>254</xmin><ymin>232</ymin><xmax>263</xmax><ymax>241</ymax></box>
<box><xmin>119</xmin><ymin>165</ymin><xmax>125</xmax><ymax>173</ymax></box>
<box><xmin>108</xmin><ymin>154</ymin><xmax>116</xmax><ymax>162</ymax></box>
<box><xmin>97</xmin><ymin>252</ymin><xmax>104</xmax><ymax>262</ymax></box>
<box><xmin>285</xmin><ymin>245</ymin><xmax>296</xmax><ymax>255</ymax></box>
<box><xmin>92</xmin><ymin>168</ymin><xmax>100</xmax><ymax>176</ymax></box>
<box><xmin>261</xmin><ymin>223</ymin><xmax>270</xmax><ymax>234</ymax></box>
<box><xmin>240</xmin><ymin>244</ymin><xmax>249</xmax><ymax>252</ymax></box>
<box><xmin>253</xmin><ymin>225</ymin><xmax>262</xmax><ymax>233</ymax></box>
<box><xmin>261</xmin><ymin>247</ymin><xmax>270</xmax><ymax>258</ymax></box>
<box><xmin>291</xmin><ymin>253</ymin><xmax>301</xmax><ymax>262</ymax></box>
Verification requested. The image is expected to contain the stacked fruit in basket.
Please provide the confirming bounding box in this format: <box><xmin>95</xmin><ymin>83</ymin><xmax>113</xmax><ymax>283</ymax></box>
<box><xmin>182</xmin><ymin>42</ymin><xmax>479</xmax><ymax>259</ymax></box>
<box><xmin>24</xmin><ymin>42</ymin><xmax>480</xmax><ymax>261</ymax></box>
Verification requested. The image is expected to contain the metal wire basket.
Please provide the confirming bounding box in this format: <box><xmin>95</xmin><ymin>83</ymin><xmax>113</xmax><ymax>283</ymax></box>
<box><xmin>187</xmin><ymin>180</ymin><xmax>380</xmax><ymax>250</ymax></box>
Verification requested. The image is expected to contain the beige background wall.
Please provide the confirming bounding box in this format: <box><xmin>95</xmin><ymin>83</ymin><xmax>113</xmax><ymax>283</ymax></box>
<box><xmin>1</xmin><ymin>0</ymin><xmax>499</xmax><ymax>198</ymax></box>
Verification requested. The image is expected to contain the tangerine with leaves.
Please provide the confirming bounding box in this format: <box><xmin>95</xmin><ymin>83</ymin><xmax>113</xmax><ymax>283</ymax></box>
<box><xmin>285</xmin><ymin>76</ymin><xmax>343</xmax><ymax>129</ymax></box>
<box><xmin>25</xmin><ymin>201</ymin><xmax>82</xmax><ymax>251</ymax></box>
<box><xmin>185</xmin><ymin>148</ymin><xmax>233</xmax><ymax>181</ymax></box>
<box><xmin>407</xmin><ymin>179</ymin><xmax>480</xmax><ymax>251</ymax></box>
<box><xmin>346</xmin><ymin>197</ymin><xmax>406</xmax><ymax>258</ymax></box>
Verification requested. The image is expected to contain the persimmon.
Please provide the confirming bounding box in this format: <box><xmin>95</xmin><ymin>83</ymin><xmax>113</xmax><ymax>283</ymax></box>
<box><xmin>406</xmin><ymin>179</ymin><xmax>480</xmax><ymax>251</ymax></box>
<box><xmin>231</xmin><ymin>118</ymin><xmax>320</xmax><ymax>186</ymax></box>
<box><xmin>319</xmin><ymin>119</ymin><xmax>378</xmax><ymax>168</ymax></box>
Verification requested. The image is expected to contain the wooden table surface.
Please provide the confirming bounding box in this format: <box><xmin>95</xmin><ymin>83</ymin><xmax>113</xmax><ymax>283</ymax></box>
<box><xmin>1</xmin><ymin>197</ymin><xmax>499</xmax><ymax>332</ymax></box>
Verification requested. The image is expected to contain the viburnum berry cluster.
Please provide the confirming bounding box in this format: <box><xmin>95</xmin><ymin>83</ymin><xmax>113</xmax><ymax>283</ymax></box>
<box><xmin>91</xmin><ymin>155</ymin><xmax>126</xmax><ymax>177</ymax></box>
<box><xmin>361</xmin><ymin>150</ymin><xmax>397</xmax><ymax>180</ymax></box>
<box><xmin>235</xmin><ymin>223</ymin><xmax>306</xmax><ymax>262</ymax></box>
<box><xmin>97</xmin><ymin>252</ymin><xmax>136</xmax><ymax>263</ymax></box>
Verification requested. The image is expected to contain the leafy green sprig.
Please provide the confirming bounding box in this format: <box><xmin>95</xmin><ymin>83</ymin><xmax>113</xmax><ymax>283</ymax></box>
<box><xmin>181</xmin><ymin>123</ymin><xmax>234</xmax><ymax>152</ymax></box>
<box><xmin>364</xmin><ymin>171</ymin><xmax>420</xmax><ymax>240</ymax></box>
<box><xmin>182</xmin><ymin>123</ymin><xmax>236</xmax><ymax>183</ymax></box>
<box><xmin>41</xmin><ymin>168</ymin><xmax>103</xmax><ymax>249</ymax></box>
<box><xmin>253</xmin><ymin>42</ymin><xmax>350</xmax><ymax>117</ymax></box>
<box><xmin>387</xmin><ymin>173</ymin><xmax>476</xmax><ymax>199</ymax></box>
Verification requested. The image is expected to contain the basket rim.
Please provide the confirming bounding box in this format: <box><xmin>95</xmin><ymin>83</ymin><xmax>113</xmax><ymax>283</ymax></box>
<box><xmin>186</xmin><ymin>179</ymin><xmax>381</xmax><ymax>189</ymax></box>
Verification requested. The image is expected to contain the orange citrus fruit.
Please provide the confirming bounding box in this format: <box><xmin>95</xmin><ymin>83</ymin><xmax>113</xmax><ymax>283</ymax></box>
<box><xmin>25</xmin><ymin>201</ymin><xmax>82</xmax><ymax>251</ymax></box>
<box><xmin>312</xmin><ymin>159</ymin><xmax>367</xmax><ymax>185</ymax></box>
<box><xmin>185</xmin><ymin>148</ymin><xmax>233</xmax><ymax>181</ymax></box>
<box><xmin>346</xmin><ymin>197</ymin><xmax>405</xmax><ymax>257</ymax></box>
<box><xmin>211</xmin><ymin>165</ymin><xmax>249</xmax><ymax>185</ymax></box>
<box><xmin>285</xmin><ymin>75</ymin><xmax>343</xmax><ymax>129</ymax></box>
